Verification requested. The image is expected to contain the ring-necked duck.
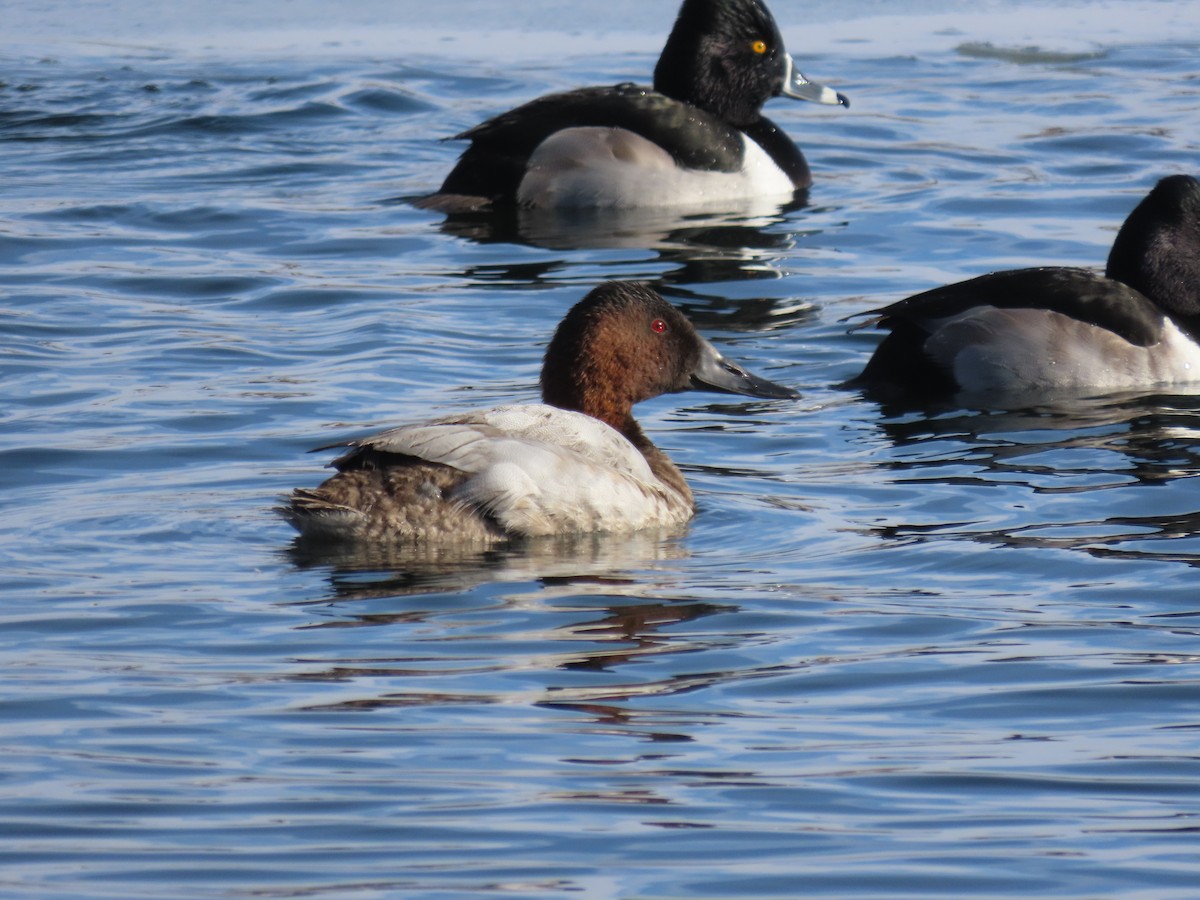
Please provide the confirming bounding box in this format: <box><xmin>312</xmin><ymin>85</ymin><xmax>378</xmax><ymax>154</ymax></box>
<box><xmin>284</xmin><ymin>282</ymin><xmax>798</xmax><ymax>543</ymax></box>
<box><xmin>851</xmin><ymin>174</ymin><xmax>1200</xmax><ymax>399</ymax></box>
<box><xmin>418</xmin><ymin>0</ymin><xmax>847</xmax><ymax>211</ymax></box>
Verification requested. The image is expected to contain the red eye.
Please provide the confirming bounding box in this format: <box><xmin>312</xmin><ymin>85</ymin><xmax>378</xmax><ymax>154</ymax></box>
<box><xmin>651</xmin><ymin>319</ymin><xmax>667</xmax><ymax>334</ymax></box>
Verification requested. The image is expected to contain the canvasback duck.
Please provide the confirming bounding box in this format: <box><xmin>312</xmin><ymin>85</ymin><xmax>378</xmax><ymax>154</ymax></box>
<box><xmin>284</xmin><ymin>282</ymin><xmax>798</xmax><ymax>543</ymax></box>
<box><xmin>418</xmin><ymin>0</ymin><xmax>847</xmax><ymax>212</ymax></box>
<box><xmin>851</xmin><ymin>174</ymin><xmax>1200</xmax><ymax>399</ymax></box>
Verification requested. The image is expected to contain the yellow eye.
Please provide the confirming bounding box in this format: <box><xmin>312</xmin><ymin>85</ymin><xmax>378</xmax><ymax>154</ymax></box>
<box><xmin>751</xmin><ymin>39</ymin><xmax>767</xmax><ymax>55</ymax></box>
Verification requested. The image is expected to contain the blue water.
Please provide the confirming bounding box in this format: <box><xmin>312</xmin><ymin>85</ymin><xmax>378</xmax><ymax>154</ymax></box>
<box><xmin>3</xmin><ymin>2</ymin><xmax>1200</xmax><ymax>897</ymax></box>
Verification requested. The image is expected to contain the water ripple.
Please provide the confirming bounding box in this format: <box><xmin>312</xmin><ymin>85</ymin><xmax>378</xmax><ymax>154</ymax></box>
<box><xmin>2</xmin><ymin>6</ymin><xmax>1200</xmax><ymax>898</ymax></box>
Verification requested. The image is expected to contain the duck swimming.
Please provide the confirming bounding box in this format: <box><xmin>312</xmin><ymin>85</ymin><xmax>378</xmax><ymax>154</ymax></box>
<box><xmin>851</xmin><ymin>174</ymin><xmax>1200</xmax><ymax>399</ymax></box>
<box><xmin>284</xmin><ymin>282</ymin><xmax>798</xmax><ymax>543</ymax></box>
<box><xmin>418</xmin><ymin>0</ymin><xmax>847</xmax><ymax>212</ymax></box>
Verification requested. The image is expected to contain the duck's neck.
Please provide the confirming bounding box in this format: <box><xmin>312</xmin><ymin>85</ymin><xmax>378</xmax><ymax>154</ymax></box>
<box><xmin>618</xmin><ymin>416</ymin><xmax>694</xmax><ymax>509</ymax></box>
<box><xmin>741</xmin><ymin>117</ymin><xmax>811</xmax><ymax>190</ymax></box>
<box><xmin>1110</xmin><ymin>258</ymin><xmax>1200</xmax><ymax>342</ymax></box>
<box><xmin>1107</xmin><ymin>196</ymin><xmax>1200</xmax><ymax>325</ymax></box>
<box><xmin>542</xmin><ymin>368</ymin><xmax>694</xmax><ymax>507</ymax></box>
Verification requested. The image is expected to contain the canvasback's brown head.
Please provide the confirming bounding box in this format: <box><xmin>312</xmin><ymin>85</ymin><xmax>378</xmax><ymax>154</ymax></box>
<box><xmin>541</xmin><ymin>281</ymin><xmax>797</xmax><ymax>432</ymax></box>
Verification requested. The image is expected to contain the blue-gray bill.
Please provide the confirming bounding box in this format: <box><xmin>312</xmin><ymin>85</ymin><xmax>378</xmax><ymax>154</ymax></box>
<box><xmin>690</xmin><ymin>338</ymin><xmax>799</xmax><ymax>400</ymax></box>
<box><xmin>781</xmin><ymin>54</ymin><xmax>849</xmax><ymax>107</ymax></box>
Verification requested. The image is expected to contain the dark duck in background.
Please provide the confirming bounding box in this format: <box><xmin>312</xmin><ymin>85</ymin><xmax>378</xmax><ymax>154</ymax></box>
<box><xmin>419</xmin><ymin>0</ymin><xmax>847</xmax><ymax>211</ymax></box>
<box><xmin>851</xmin><ymin>175</ymin><xmax>1200</xmax><ymax>401</ymax></box>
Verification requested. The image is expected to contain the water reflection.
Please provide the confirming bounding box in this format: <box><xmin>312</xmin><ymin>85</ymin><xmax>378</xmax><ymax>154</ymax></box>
<box><xmin>287</xmin><ymin>527</ymin><xmax>691</xmax><ymax>601</ymax></box>
<box><xmin>874</xmin><ymin>508</ymin><xmax>1200</xmax><ymax>571</ymax></box>
<box><xmin>279</xmin><ymin>527</ymin><xmax>794</xmax><ymax>717</ymax></box>
<box><xmin>869</xmin><ymin>390</ymin><xmax>1200</xmax><ymax>485</ymax></box>
<box><xmin>417</xmin><ymin>194</ymin><xmax>827</xmax><ymax>289</ymax></box>
<box><xmin>286</xmin><ymin>580</ymin><xmax>787</xmax><ymax>722</ymax></box>
<box><xmin>860</xmin><ymin>390</ymin><xmax>1200</xmax><ymax>562</ymax></box>
<box><xmin>428</xmin><ymin>194</ymin><xmax>806</xmax><ymax>250</ymax></box>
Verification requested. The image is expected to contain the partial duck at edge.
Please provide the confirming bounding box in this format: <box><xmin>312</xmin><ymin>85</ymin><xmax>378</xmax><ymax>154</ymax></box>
<box><xmin>850</xmin><ymin>174</ymin><xmax>1200</xmax><ymax>400</ymax></box>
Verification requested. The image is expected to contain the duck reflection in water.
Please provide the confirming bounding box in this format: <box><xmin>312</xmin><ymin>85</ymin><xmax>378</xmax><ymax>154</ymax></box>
<box><xmin>859</xmin><ymin>390</ymin><xmax>1200</xmax><ymax>563</ymax></box>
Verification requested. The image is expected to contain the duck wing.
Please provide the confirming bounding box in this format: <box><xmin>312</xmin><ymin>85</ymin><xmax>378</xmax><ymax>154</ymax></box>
<box><xmin>325</xmin><ymin>405</ymin><xmax>688</xmax><ymax>536</ymax></box>
<box><xmin>864</xmin><ymin>268</ymin><xmax>1166</xmax><ymax>347</ymax></box>
<box><xmin>435</xmin><ymin>84</ymin><xmax>746</xmax><ymax>204</ymax></box>
<box><xmin>334</xmin><ymin>405</ymin><xmax>650</xmax><ymax>475</ymax></box>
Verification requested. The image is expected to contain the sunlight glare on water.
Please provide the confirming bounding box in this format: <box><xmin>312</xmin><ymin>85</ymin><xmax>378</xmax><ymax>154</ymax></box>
<box><xmin>2</xmin><ymin>0</ymin><xmax>1200</xmax><ymax>897</ymax></box>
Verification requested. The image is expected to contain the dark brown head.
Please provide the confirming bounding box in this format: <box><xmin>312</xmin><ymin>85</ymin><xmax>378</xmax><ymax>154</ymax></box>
<box><xmin>540</xmin><ymin>281</ymin><xmax>797</xmax><ymax>434</ymax></box>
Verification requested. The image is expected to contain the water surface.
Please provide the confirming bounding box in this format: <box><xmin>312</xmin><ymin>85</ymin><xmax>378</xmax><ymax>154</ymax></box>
<box><xmin>3</xmin><ymin>1</ymin><xmax>1200</xmax><ymax>896</ymax></box>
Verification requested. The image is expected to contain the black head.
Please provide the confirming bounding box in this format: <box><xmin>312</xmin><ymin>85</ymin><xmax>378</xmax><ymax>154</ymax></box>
<box><xmin>653</xmin><ymin>0</ymin><xmax>794</xmax><ymax>126</ymax></box>
<box><xmin>1107</xmin><ymin>174</ymin><xmax>1200</xmax><ymax>319</ymax></box>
